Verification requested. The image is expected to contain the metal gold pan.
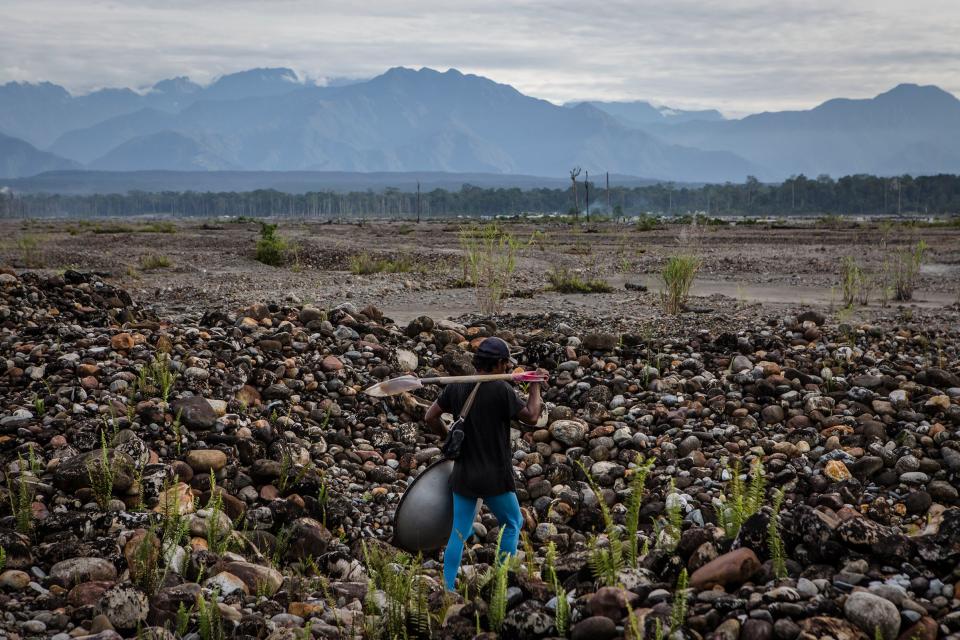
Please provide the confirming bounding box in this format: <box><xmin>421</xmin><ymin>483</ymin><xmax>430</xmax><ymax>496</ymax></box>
<box><xmin>392</xmin><ymin>458</ymin><xmax>480</xmax><ymax>552</ymax></box>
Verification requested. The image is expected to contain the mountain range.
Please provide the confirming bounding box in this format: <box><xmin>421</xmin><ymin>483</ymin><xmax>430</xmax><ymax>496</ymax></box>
<box><xmin>1</xmin><ymin>66</ymin><xmax>959</xmax><ymax>185</ymax></box>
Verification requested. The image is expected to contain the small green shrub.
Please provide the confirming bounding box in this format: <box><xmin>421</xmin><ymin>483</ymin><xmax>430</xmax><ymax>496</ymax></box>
<box><xmin>661</xmin><ymin>254</ymin><xmax>702</xmax><ymax>314</ymax></box>
<box><xmin>547</xmin><ymin>266</ymin><xmax>613</xmax><ymax>293</ymax></box>
<box><xmin>635</xmin><ymin>214</ymin><xmax>658</xmax><ymax>231</ymax></box>
<box><xmin>255</xmin><ymin>222</ymin><xmax>288</xmax><ymax>266</ymax></box>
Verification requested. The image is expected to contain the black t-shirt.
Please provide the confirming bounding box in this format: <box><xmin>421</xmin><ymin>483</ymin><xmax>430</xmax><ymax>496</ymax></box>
<box><xmin>437</xmin><ymin>380</ymin><xmax>525</xmax><ymax>498</ymax></box>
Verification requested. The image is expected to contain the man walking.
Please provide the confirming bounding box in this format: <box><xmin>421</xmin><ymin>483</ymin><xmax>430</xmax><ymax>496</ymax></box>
<box><xmin>424</xmin><ymin>337</ymin><xmax>543</xmax><ymax>592</ymax></box>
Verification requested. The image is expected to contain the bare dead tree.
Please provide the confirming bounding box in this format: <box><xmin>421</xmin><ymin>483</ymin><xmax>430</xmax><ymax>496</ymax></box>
<box><xmin>569</xmin><ymin>166</ymin><xmax>581</xmax><ymax>219</ymax></box>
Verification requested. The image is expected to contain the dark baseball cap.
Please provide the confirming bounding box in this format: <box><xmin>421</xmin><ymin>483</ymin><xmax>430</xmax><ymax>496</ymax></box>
<box><xmin>476</xmin><ymin>336</ymin><xmax>519</xmax><ymax>364</ymax></box>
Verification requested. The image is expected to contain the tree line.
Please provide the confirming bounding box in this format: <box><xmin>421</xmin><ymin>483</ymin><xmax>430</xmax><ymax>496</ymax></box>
<box><xmin>3</xmin><ymin>173</ymin><xmax>960</xmax><ymax>218</ymax></box>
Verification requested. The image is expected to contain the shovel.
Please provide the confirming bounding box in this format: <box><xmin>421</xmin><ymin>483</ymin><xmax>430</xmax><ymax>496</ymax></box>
<box><xmin>364</xmin><ymin>371</ymin><xmax>547</xmax><ymax>397</ymax></box>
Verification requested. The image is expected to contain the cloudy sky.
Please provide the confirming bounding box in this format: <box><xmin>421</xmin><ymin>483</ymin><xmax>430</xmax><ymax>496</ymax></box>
<box><xmin>2</xmin><ymin>0</ymin><xmax>958</xmax><ymax>116</ymax></box>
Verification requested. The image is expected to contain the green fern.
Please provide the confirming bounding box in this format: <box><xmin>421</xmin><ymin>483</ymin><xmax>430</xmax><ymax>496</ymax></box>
<box><xmin>361</xmin><ymin>542</ymin><xmax>430</xmax><ymax>639</ymax></box>
<box><xmin>746</xmin><ymin>458</ymin><xmax>766</xmax><ymax>515</ymax></box>
<box><xmin>520</xmin><ymin>531</ymin><xmax>538</xmax><ymax>578</ymax></box>
<box><xmin>197</xmin><ymin>588</ymin><xmax>224</xmax><ymax>640</ymax></box>
<box><xmin>488</xmin><ymin>529</ymin><xmax>510</xmax><ymax>633</ymax></box>
<box><xmin>6</xmin><ymin>456</ymin><xmax>34</xmax><ymax>533</ymax></box>
<box><xmin>175</xmin><ymin>602</ymin><xmax>192</xmax><ymax>637</ymax></box>
<box><xmin>0</xmin><ymin>546</ymin><xmax>6</xmax><ymax>571</ymax></box>
<box><xmin>657</xmin><ymin>479</ymin><xmax>683</xmax><ymax>551</ymax></box>
<box><xmin>625</xmin><ymin>600</ymin><xmax>642</xmax><ymax>640</ymax></box>
<box><xmin>554</xmin><ymin>582</ymin><xmax>570</xmax><ymax>635</ymax></box>
<box><xmin>544</xmin><ymin>541</ymin><xmax>558</xmax><ymax>587</ymax></box>
<box><xmin>625</xmin><ymin>456</ymin><xmax>654</xmax><ymax>567</ymax></box>
<box><xmin>204</xmin><ymin>474</ymin><xmax>231</xmax><ymax>555</ymax></box>
<box><xmin>86</xmin><ymin>431</ymin><xmax>117</xmax><ymax>510</ymax></box>
<box><xmin>670</xmin><ymin>568</ymin><xmax>689</xmax><ymax>632</ymax></box>
<box><xmin>546</xmin><ymin>541</ymin><xmax>570</xmax><ymax>635</ymax></box>
<box><xmin>719</xmin><ymin>458</ymin><xmax>767</xmax><ymax>538</ymax></box>
<box><xmin>768</xmin><ymin>488</ymin><xmax>788</xmax><ymax>579</ymax></box>
<box><xmin>576</xmin><ymin>459</ymin><xmax>615</xmax><ymax>531</ymax></box>
<box><xmin>654</xmin><ymin>617</ymin><xmax>665</xmax><ymax>640</ymax></box>
<box><xmin>587</xmin><ymin>533</ymin><xmax>623</xmax><ymax>587</ymax></box>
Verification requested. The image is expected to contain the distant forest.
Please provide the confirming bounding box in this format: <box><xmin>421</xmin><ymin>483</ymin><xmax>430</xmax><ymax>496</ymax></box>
<box><xmin>4</xmin><ymin>174</ymin><xmax>960</xmax><ymax>218</ymax></box>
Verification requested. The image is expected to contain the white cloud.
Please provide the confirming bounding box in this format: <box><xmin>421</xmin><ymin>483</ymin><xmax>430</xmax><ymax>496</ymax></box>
<box><xmin>1</xmin><ymin>0</ymin><xmax>958</xmax><ymax>115</ymax></box>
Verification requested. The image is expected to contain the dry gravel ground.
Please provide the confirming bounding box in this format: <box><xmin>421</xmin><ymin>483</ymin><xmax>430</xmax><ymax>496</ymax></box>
<box><xmin>2</xmin><ymin>217</ymin><xmax>958</xmax><ymax>325</ymax></box>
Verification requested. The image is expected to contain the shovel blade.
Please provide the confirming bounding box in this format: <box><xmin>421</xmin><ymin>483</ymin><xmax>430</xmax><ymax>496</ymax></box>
<box><xmin>364</xmin><ymin>375</ymin><xmax>424</xmax><ymax>397</ymax></box>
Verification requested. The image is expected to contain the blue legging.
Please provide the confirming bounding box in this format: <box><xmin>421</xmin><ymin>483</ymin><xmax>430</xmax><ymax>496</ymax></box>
<box><xmin>443</xmin><ymin>491</ymin><xmax>522</xmax><ymax>591</ymax></box>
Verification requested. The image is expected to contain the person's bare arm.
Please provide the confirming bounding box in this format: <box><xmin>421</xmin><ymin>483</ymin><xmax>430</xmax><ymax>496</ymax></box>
<box><xmin>424</xmin><ymin>401</ymin><xmax>446</xmax><ymax>436</ymax></box>
<box><xmin>516</xmin><ymin>381</ymin><xmax>543</xmax><ymax>425</ymax></box>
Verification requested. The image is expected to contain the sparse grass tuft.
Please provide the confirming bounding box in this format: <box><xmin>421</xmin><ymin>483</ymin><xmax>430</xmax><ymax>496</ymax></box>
<box><xmin>459</xmin><ymin>223</ymin><xmax>522</xmax><ymax>315</ymax></box>
<box><xmin>661</xmin><ymin>254</ymin><xmax>701</xmax><ymax>314</ymax></box>
<box><xmin>139</xmin><ymin>253</ymin><xmax>172</xmax><ymax>270</ymax></box>
<box><xmin>547</xmin><ymin>266</ymin><xmax>613</xmax><ymax>293</ymax></box>
<box><xmin>16</xmin><ymin>234</ymin><xmax>44</xmax><ymax>268</ymax></box>
<box><xmin>141</xmin><ymin>221</ymin><xmax>177</xmax><ymax>233</ymax></box>
<box><xmin>349</xmin><ymin>252</ymin><xmax>414</xmax><ymax>275</ymax></box>
<box><xmin>840</xmin><ymin>256</ymin><xmax>871</xmax><ymax>306</ymax></box>
<box><xmin>892</xmin><ymin>239</ymin><xmax>927</xmax><ymax>301</ymax></box>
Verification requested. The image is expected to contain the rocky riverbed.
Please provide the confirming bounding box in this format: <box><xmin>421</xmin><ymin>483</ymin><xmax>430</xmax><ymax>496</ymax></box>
<box><xmin>1</xmin><ymin>265</ymin><xmax>959</xmax><ymax>640</ymax></box>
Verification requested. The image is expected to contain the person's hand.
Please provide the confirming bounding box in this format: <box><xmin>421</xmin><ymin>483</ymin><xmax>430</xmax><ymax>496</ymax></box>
<box><xmin>531</xmin><ymin>367</ymin><xmax>550</xmax><ymax>388</ymax></box>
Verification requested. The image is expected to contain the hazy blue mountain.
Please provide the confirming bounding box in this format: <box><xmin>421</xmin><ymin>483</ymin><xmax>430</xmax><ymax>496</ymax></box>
<box><xmin>0</xmin><ymin>133</ymin><xmax>79</xmax><ymax>178</ymax></box>
<box><xmin>89</xmin><ymin>131</ymin><xmax>236</xmax><ymax>171</ymax></box>
<box><xmin>6</xmin><ymin>66</ymin><xmax>958</xmax><ymax>182</ymax></box>
<box><xmin>201</xmin><ymin>67</ymin><xmax>312</xmax><ymax>101</ymax></box>
<box><xmin>50</xmin><ymin>108</ymin><xmax>176</xmax><ymax>163</ymax></box>
<box><xmin>648</xmin><ymin>83</ymin><xmax>960</xmax><ymax>178</ymax></box>
<box><xmin>0</xmin><ymin>68</ymin><xmax>311</xmax><ymax>149</ymax></box>
<box><xmin>567</xmin><ymin>100</ymin><xmax>725</xmax><ymax>126</ymax></box>
<box><xmin>56</xmin><ymin>67</ymin><xmax>752</xmax><ymax>181</ymax></box>
<box><xmin>0</xmin><ymin>82</ymin><xmax>141</xmax><ymax>148</ymax></box>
